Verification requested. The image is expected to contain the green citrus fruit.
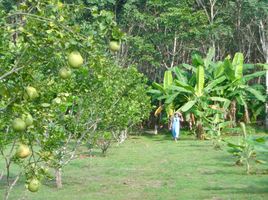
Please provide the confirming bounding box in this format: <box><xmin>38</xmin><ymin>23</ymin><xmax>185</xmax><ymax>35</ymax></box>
<box><xmin>109</xmin><ymin>41</ymin><xmax>120</xmax><ymax>52</ymax></box>
<box><xmin>28</xmin><ymin>178</ymin><xmax>40</xmax><ymax>192</ymax></box>
<box><xmin>25</xmin><ymin>114</ymin><xmax>34</xmax><ymax>126</ymax></box>
<box><xmin>68</xmin><ymin>51</ymin><xmax>83</xmax><ymax>68</ymax></box>
<box><xmin>59</xmin><ymin>67</ymin><xmax>72</xmax><ymax>79</ymax></box>
<box><xmin>26</xmin><ymin>86</ymin><xmax>39</xmax><ymax>100</ymax></box>
<box><xmin>12</xmin><ymin>118</ymin><xmax>26</xmax><ymax>131</ymax></box>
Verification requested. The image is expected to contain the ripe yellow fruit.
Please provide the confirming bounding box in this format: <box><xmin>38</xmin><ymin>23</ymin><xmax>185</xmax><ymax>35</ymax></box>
<box><xmin>68</xmin><ymin>51</ymin><xmax>83</xmax><ymax>68</ymax></box>
<box><xmin>59</xmin><ymin>67</ymin><xmax>72</xmax><ymax>79</ymax></box>
<box><xmin>109</xmin><ymin>41</ymin><xmax>120</xmax><ymax>52</ymax></box>
<box><xmin>26</xmin><ymin>86</ymin><xmax>39</xmax><ymax>100</ymax></box>
<box><xmin>154</xmin><ymin>106</ymin><xmax>163</xmax><ymax>116</ymax></box>
<box><xmin>12</xmin><ymin>118</ymin><xmax>26</xmax><ymax>131</ymax></box>
<box><xmin>28</xmin><ymin>178</ymin><xmax>40</xmax><ymax>192</ymax></box>
<box><xmin>16</xmin><ymin>144</ymin><xmax>31</xmax><ymax>159</ymax></box>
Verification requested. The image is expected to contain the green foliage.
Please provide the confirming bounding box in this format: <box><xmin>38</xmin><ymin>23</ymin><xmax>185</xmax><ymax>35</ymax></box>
<box><xmin>0</xmin><ymin>0</ymin><xmax>151</xmax><ymax>197</ymax></box>
<box><xmin>226</xmin><ymin>123</ymin><xmax>268</xmax><ymax>174</ymax></box>
<box><xmin>149</xmin><ymin>49</ymin><xmax>266</xmax><ymax>139</ymax></box>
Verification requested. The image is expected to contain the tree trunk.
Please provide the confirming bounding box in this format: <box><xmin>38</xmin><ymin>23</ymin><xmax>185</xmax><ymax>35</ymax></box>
<box><xmin>243</xmin><ymin>104</ymin><xmax>250</xmax><ymax>124</ymax></box>
<box><xmin>196</xmin><ymin>121</ymin><xmax>204</xmax><ymax>140</ymax></box>
<box><xmin>230</xmin><ymin>100</ymin><xmax>237</xmax><ymax>127</ymax></box>
<box><xmin>55</xmin><ymin>168</ymin><xmax>62</xmax><ymax>189</ymax></box>
<box><xmin>259</xmin><ymin>20</ymin><xmax>268</xmax><ymax>129</ymax></box>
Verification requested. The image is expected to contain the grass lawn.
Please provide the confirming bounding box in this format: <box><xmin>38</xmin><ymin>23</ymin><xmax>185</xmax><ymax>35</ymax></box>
<box><xmin>1</xmin><ymin>131</ymin><xmax>268</xmax><ymax>200</ymax></box>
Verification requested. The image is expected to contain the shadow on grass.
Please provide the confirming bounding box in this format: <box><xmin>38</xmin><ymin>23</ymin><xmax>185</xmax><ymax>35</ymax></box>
<box><xmin>0</xmin><ymin>174</ymin><xmax>27</xmax><ymax>190</ymax></box>
<box><xmin>140</xmin><ymin>130</ymin><xmax>197</xmax><ymax>142</ymax></box>
<box><xmin>204</xmin><ymin>181</ymin><xmax>268</xmax><ymax>195</ymax></box>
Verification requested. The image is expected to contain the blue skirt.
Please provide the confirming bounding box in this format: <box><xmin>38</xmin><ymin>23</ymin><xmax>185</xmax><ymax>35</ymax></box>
<box><xmin>172</xmin><ymin>119</ymin><xmax>180</xmax><ymax>138</ymax></box>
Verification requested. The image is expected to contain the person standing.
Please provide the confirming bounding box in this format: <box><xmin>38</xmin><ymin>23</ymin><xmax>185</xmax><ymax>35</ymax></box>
<box><xmin>169</xmin><ymin>112</ymin><xmax>183</xmax><ymax>142</ymax></box>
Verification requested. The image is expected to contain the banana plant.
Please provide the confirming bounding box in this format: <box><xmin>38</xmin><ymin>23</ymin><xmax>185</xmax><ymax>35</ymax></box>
<box><xmin>171</xmin><ymin>70</ymin><xmax>229</xmax><ymax>139</ymax></box>
<box><xmin>226</xmin><ymin>123</ymin><xmax>268</xmax><ymax>174</ymax></box>
<box><xmin>149</xmin><ymin>49</ymin><xmax>266</xmax><ymax>138</ymax></box>
<box><xmin>221</xmin><ymin>53</ymin><xmax>266</xmax><ymax>124</ymax></box>
<box><xmin>150</xmin><ymin>49</ymin><xmax>229</xmax><ymax>139</ymax></box>
<box><xmin>148</xmin><ymin>70</ymin><xmax>175</xmax><ymax>119</ymax></box>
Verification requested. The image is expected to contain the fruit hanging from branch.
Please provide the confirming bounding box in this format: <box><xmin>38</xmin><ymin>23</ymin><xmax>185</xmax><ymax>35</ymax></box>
<box><xmin>12</xmin><ymin>118</ymin><xmax>26</xmax><ymax>132</ymax></box>
<box><xmin>25</xmin><ymin>86</ymin><xmax>39</xmax><ymax>100</ymax></box>
<box><xmin>68</xmin><ymin>51</ymin><xmax>84</xmax><ymax>68</ymax></box>
<box><xmin>27</xmin><ymin>178</ymin><xmax>40</xmax><ymax>192</ymax></box>
<box><xmin>109</xmin><ymin>41</ymin><xmax>120</xmax><ymax>52</ymax></box>
<box><xmin>16</xmin><ymin>144</ymin><xmax>31</xmax><ymax>159</ymax></box>
<box><xmin>24</xmin><ymin>114</ymin><xmax>34</xmax><ymax>127</ymax></box>
<box><xmin>59</xmin><ymin>67</ymin><xmax>72</xmax><ymax>79</ymax></box>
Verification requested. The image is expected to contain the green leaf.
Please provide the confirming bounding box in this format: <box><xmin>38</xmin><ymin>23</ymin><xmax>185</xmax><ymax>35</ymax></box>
<box><xmin>214</xmin><ymin>61</ymin><xmax>225</xmax><ymax>78</ymax></box>
<box><xmin>223</xmin><ymin>100</ymin><xmax>231</xmax><ymax>109</ymax></box>
<box><xmin>147</xmin><ymin>89</ymin><xmax>162</xmax><ymax>95</ymax></box>
<box><xmin>227</xmin><ymin>142</ymin><xmax>244</xmax><ymax>149</ymax></box>
<box><xmin>178</xmin><ymin>100</ymin><xmax>196</xmax><ymax>112</ymax></box>
<box><xmin>224</xmin><ymin>57</ymin><xmax>235</xmax><ymax>81</ymax></box>
<box><xmin>165</xmin><ymin>92</ymin><xmax>179</xmax><ymax>104</ymax></box>
<box><xmin>192</xmin><ymin>54</ymin><xmax>204</xmax><ymax>67</ymax></box>
<box><xmin>152</xmin><ymin>82</ymin><xmax>165</xmax><ymax>94</ymax></box>
<box><xmin>232</xmin><ymin>52</ymin><xmax>244</xmax><ymax>79</ymax></box>
<box><xmin>204</xmin><ymin>47</ymin><xmax>215</xmax><ymax>68</ymax></box>
<box><xmin>170</xmin><ymin>85</ymin><xmax>192</xmax><ymax>94</ymax></box>
<box><xmin>218</xmin><ymin>121</ymin><xmax>232</xmax><ymax>129</ymax></box>
<box><xmin>245</xmin><ymin>87</ymin><xmax>266</xmax><ymax>102</ymax></box>
<box><xmin>205</xmin><ymin>76</ymin><xmax>226</xmax><ymax>92</ymax></box>
<box><xmin>255</xmin><ymin>137</ymin><xmax>266</xmax><ymax>143</ymax></box>
<box><xmin>195</xmin><ymin>65</ymin><xmax>204</xmax><ymax>97</ymax></box>
<box><xmin>243</xmin><ymin>71</ymin><xmax>265</xmax><ymax>82</ymax></box>
<box><xmin>163</xmin><ymin>71</ymin><xmax>173</xmax><ymax>90</ymax></box>
<box><xmin>256</xmin><ymin>63</ymin><xmax>268</xmax><ymax>70</ymax></box>
<box><xmin>174</xmin><ymin>80</ymin><xmax>195</xmax><ymax>93</ymax></box>
<box><xmin>243</xmin><ymin>64</ymin><xmax>255</xmax><ymax>70</ymax></box>
<box><xmin>172</xmin><ymin>66</ymin><xmax>188</xmax><ymax>83</ymax></box>
<box><xmin>210</xmin><ymin>96</ymin><xmax>230</xmax><ymax>103</ymax></box>
<box><xmin>181</xmin><ymin>63</ymin><xmax>196</xmax><ymax>72</ymax></box>
<box><xmin>227</xmin><ymin>148</ymin><xmax>242</xmax><ymax>154</ymax></box>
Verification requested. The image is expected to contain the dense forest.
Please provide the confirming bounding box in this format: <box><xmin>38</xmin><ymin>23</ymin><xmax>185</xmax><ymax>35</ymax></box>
<box><xmin>4</xmin><ymin>0</ymin><xmax>268</xmax><ymax>81</ymax></box>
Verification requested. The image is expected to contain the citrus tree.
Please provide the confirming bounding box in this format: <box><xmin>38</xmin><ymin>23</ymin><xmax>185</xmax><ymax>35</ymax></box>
<box><xmin>0</xmin><ymin>0</ymin><xmax>151</xmax><ymax>199</ymax></box>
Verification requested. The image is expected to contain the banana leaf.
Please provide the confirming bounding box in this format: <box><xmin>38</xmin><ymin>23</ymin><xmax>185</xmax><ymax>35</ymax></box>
<box><xmin>224</xmin><ymin>58</ymin><xmax>235</xmax><ymax>81</ymax></box>
<box><xmin>243</xmin><ymin>71</ymin><xmax>265</xmax><ymax>82</ymax></box>
<box><xmin>165</xmin><ymin>92</ymin><xmax>179</xmax><ymax>104</ymax></box>
<box><xmin>174</xmin><ymin>80</ymin><xmax>195</xmax><ymax>92</ymax></box>
<box><xmin>245</xmin><ymin>87</ymin><xmax>266</xmax><ymax>102</ymax></box>
<box><xmin>163</xmin><ymin>71</ymin><xmax>173</xmax><ymax>90</ymax></box>
<box><xmin>172</xmin><ymin>66</ymin><xmax>188</xmax><ymax>83</ymax></box>
<box><xmin>214</xmin><ymin>61</ymin><xmax>225</xmax><ymax>78</ymax></box>
<box><xmin>192</xmin><ymin>54</ymin><xmax>204</xmax><ymax>67</ymax></box>
<box><xmin>232</xmin><ymin>52</ymin><xmax>244</xmax><ymax>79</ymax></box>
<box><xmin>178</xmin><ymin>100</ymin><xmax>196</xmax><ymax>112</ymax></box>
<box><xmin>205</xmin><ymin>76</ymin><xmax>226</xmax><ymax>92</ymax></box>
<box><xmin>181</xmin><ymin>63</ymin><xmax>196</xmax><ymax>72</ymax></box>
<box><xmin>204</xmin><ymin>47</ymin><xmax>215</xmax><ymax>68</ymax></box>
<box><xmin>152</xmin><ymin>82</ymin><xmax>165</xmax><ymax>94</ymax></box>
<box><xmin>147</xmin><ymin>89</ymin><xmax>162</xmax><ymax>95</ymax></box>
<box><xmin>170</xmin><ymin>85</ymin><xmax>193</xmax><ymax>94</ymax></box>
<box><xmin>195</xmin><ymin>65</ymin><xmax>204</xmax><ymax>97</ymax></box>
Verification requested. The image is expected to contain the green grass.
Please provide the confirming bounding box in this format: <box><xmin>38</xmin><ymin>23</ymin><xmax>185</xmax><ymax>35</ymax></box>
<box><xmin>1</xmin><ymin>132</ymin><xmax>268</xmax><ymax>200</ymax></box>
